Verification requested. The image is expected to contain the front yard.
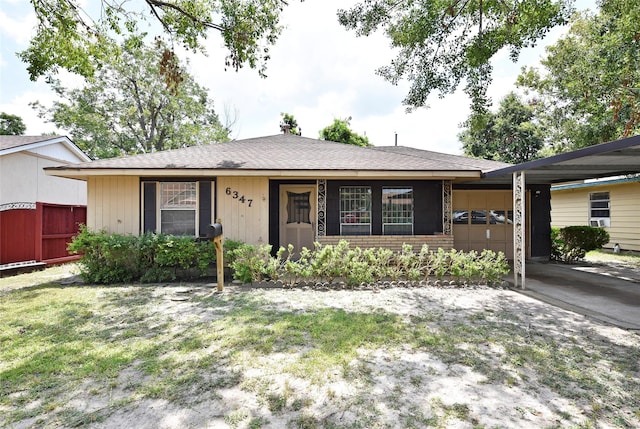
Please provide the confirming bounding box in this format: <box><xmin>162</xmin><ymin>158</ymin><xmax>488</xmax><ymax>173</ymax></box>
<box><xmin>1</xmin><ymin>265</ymin><xmax>639</xmax><ymax>428</ymax></box>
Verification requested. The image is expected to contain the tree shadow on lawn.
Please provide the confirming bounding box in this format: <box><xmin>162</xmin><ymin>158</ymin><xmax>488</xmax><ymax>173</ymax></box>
<box><xmin>2</xmin><ymin>284</ymin><xmax>640</xmax><ymax>428</ymax></box>
<box><xmin>395</xmin><ymin>289</ymin><xmax>640</xmax><ymax>427</ymax></box>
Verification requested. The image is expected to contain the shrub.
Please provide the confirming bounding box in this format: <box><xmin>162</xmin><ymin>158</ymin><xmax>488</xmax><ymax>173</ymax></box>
<box><xmin>551</xmin><ymin>226</ymin><xmax>610</xmax><ymax>262</ymax></box>
<box><xmin>229</xmin><ymin>243</ymin><xmax>274</xmax><ymax>283</ymax></box>
<box><xmin>68</xmin><ymin>226</ymin><xmax>139</xmax><ymax>284</ymax></box>
<box><xmin>229</xmin><ymin>240</ymin><xmax>510</xmax><ymax>287</ymax></box>
<box><xmin>68</xmin><ymin>226</ymin><xmax>217</xmax><ymax>284</ymax></box>
<box><xmin>222</xmin><ymin>239</ymin><xmax>244</xmax><ymax>267</ymax></box>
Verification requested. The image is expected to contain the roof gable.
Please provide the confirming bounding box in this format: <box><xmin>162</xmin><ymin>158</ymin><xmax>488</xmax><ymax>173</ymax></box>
<box><xmin>0</xmin><ymin>135</ymin><xmax>90</xmax><ymax>162</ymax></box>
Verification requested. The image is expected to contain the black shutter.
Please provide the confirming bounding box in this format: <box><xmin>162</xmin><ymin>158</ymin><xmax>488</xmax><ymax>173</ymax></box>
<box><xmin>199</xmin><ymin>181</ymin><xmax>212</xmax><ymax>237</ymax></box>
<box><xmin>143</xmin><ymin>182</ymin><xmax>156</xmax><ymax>233</ymax></box>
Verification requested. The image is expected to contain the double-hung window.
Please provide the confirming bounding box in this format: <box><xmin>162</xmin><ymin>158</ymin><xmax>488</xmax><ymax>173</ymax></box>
<box><xmin>340</xmin><ymin>186</ymin><xmax>371</xmax><ymax>235</ymax></box>
<box><xmin>382</xmin><ymin>187</ymin><xmax>413</xmax><ymax>235</ymax></box>
<box><xmin>160</xmin><ymin>182</ymin><xmax>197</xmax><ymax>235</ymax></box>
<box><xmin>589</xmin><ymin>191</ymin><xmax>610</xmax><ymax>227</ymax></box>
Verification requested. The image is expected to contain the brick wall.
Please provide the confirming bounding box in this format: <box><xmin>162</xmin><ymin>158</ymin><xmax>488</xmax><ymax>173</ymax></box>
<box><xmin>317</xmin><ymin>235</ymin><xmax>454</xmax><ymax>253</ymax></box>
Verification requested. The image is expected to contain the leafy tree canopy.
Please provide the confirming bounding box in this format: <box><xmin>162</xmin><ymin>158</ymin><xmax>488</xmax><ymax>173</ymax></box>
<box><xmin>517</xmin><ymin>0</ymin><xmax>640</xmax><ymax>152</ymax></box>
<box><xmin>459</xmin><ymin>92</ymin><xmax>542</xmax><ymax>164</ymax></box>
<box><xmin>319</xmin><ymin>117</ymin><xmax>370</xmax><ymax>147</ymax></box>
<box><xmin>338</xmin><ymin>0</ymin><xmax>572</xmax><ymax>113</ymax></box>
<box><xmin>280</xmin><ymin>112</ymin><xmax>301</xmax><ymax>135</ymax></box>
<box><xmin>32</xmin><ymin>37</ymin><xmax>230</xmax><ymax>159</ymax></box>
<box><xmin>20</xmin><ymin>0</ymin><xmax>295</xmax><ymax>81</ymax></box>
<box><xmin>0</xmin><ymin>113</ymin><xmax>27</xmax><ymax>135</ymax></box>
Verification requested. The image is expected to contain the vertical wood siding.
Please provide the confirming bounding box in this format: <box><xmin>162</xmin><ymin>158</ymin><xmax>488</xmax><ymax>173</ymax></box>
<box><xmin>87</xmin><ymin>176</ymin><xmax>139</xmax><ymax>234</ymax></box>
<box><xmin>216</xmin><ymin>177</ymin><xmax>269</xmax><ymax>244</ymax></box>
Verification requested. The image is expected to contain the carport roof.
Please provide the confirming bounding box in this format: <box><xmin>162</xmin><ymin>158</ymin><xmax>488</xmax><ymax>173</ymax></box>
<box><xmin>468</xmin><ymin>134</ymin><xmax>640</xmax><ymax>185</ymax></box>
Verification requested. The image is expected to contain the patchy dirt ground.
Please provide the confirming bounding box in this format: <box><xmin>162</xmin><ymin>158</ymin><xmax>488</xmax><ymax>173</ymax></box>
<box><xmin>2</xmin><ymin>265</ymin><xmax>640</xmax><ymax>428</ymax></box>
<box><xmin>95</xmin><ymin>287</ymin><xmax>640</xmax><ymax>428</ymax></box>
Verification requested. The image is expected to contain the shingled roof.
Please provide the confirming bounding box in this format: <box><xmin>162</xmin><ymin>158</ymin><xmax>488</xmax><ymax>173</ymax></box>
<box><xmin>372</xmin><ymin>145</ymin><xmax>510</xmax><ymax>172</ymax></box>
<box><xmin>45</xmin><ymin>134</ymin><xmax>509</xmax><ymax>178</ymax></box>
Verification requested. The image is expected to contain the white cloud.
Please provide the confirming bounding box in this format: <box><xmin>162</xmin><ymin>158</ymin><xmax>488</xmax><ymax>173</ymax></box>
<box><xmin>0</xmin><ymin>0</ymin><xmax>600</xmax><ymax>154</ymax></box>
<box><xmin>0</xmin><ymin>90</ymin><xmax>62</xmax><ymax>135</ymax></box>
<box><xmin>184</xmin><ymin>0</ymin><xmax>470</xmax><ymax>153</ymax></box>
<box><xmin>0</xmin><ymin>7</ymin><xmax>36</xmax><ymax>46</ymax></box>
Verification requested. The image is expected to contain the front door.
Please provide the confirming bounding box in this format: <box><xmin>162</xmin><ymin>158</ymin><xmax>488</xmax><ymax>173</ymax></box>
<box><xmin>280</xmin><ymin>185</ymin><xmax>316</xmax><ymax>254</ymax></box>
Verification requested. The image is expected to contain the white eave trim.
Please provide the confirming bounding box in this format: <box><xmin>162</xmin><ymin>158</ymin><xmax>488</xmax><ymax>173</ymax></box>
<box><xmin>1</xmin><ymin>136</ymin><xmax>91</xmax><ymax>162</ymax></box>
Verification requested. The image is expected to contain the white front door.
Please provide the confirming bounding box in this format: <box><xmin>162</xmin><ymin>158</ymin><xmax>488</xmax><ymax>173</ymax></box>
<box><xmin>280</xmin><ymin>185</ymin><xmax>316</xmax><ymax>254</ymax></box>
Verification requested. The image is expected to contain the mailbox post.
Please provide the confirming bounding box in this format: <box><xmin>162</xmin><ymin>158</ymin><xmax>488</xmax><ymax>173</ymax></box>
<box><xmin>209</xmin><ymin>223</ymin><xmax>224</xmax><ymax>291</ymax></box>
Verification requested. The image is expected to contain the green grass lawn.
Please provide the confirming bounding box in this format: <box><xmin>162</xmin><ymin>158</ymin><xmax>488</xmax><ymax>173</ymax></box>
<box><xmin>1</xmin><ymin>265</ymin><xmax>639</xmax><ymax>428</ymax></box>
<box><xmin>586</xmin><ymin>249</ymin><xmax>640</xmax><ymax>269</ymax></box>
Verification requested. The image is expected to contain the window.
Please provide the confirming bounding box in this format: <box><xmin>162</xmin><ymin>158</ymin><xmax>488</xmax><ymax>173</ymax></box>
<box><xmin>589</xmin><ymin>192</ymin><xmax>610</xmax><ymax>227</ymax></box>
<box><xmin>287</xmin><ymin>191</ymin><xmax>311</xmax><ymax>224</ymax></box>
<box><xmin>491</xmin><ymin>210</ymin><xmax>513</xmax><ymax>225</ymax></box>
<box><xmin>382</xmin><ymin>187</ymin><xmax>413</xmax><ymax>235</ymax></box>
<box><xmin>340</xmin><ymin>186</ymin><xmax>371</xmax><ymax>235</ymax></box>
<box><xmin>160</xmin><ymin>182</ymin><xmax>197</xmax><ymax>235</ymax></box>
<box><xmin>453</xmin><ymin>209</ymin><xmax>513</xmax><ymax>225</ymax></box>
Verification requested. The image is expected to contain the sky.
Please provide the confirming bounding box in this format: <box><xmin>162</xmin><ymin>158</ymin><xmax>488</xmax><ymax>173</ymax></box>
<box><xmin>0</xmin><ymin>0</ymin><xmax>596</xmax><ymax>155</ymax></box>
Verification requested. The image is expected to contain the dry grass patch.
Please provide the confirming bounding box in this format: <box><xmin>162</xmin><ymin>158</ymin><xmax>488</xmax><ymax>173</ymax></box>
<box><xmin>1</xmin><ymin>266</ymin><xmax>639</xmax><ymax>428</ymax></box>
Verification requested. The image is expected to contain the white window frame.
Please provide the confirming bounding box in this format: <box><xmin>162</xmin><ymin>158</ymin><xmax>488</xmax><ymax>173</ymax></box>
<box><xmin>382</xmin><ymin>187</ymin><xmax>414</xmax><ymax>235</ymax></box>
<box><xmin>589</xmin><ymin>191</ymin><xmax>610</xmax><ymax>228</ymax></box>
<box><xmin>158</xmin><ymin>182</ymin><xmax>199</xmax><ymax>236</ymax></box>
<box><xmin>339</xmin><ymin>186</ymin><xmax>372</xmax><ymax>235</ymax></box>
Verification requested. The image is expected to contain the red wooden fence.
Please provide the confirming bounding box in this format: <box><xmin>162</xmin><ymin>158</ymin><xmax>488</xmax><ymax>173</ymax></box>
<box><xmin>0</xmin><ymin>202</ymin><xmax>86</xmax><ymax>265</ymax></box>
<box><xmin>0</xmin><ymin>207</ymin><xmax>36</xmax><ymax>264</ymax></box>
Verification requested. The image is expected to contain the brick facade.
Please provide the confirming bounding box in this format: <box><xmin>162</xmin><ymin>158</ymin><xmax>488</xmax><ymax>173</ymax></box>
<box><xmin>317</xmin><ymin>235</ymin><xmax>454</xmax><ymax>253</ymax></box>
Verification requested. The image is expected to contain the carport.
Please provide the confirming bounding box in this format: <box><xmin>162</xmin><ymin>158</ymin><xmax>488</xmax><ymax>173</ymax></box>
<box><xmin>464</xmin><ymin>134</ymin><xmax>640</xmax><ymax>289</ymax></box>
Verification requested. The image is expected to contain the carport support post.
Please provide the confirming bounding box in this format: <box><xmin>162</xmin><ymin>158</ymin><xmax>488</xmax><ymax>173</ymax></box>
<box><xmin>513</xmin><ymin>171</ymin><xmax>526</xmax><ymax>289</ymax></box>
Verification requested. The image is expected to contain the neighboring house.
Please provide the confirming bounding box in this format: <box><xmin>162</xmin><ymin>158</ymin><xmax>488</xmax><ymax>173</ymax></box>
<box><xmin>45</xmin><ymin>134</ymin><xmax>555</xmax><ymax>260</ymax></box>
<box><xmin>551</xmin><ymin>176</ymin><xmax>640</xmax><ymax>251</ymax></box>
<box><xmin>0</xmin><ymin>135</ymin><xmax>89</xmax><ymax>269</ymax></box>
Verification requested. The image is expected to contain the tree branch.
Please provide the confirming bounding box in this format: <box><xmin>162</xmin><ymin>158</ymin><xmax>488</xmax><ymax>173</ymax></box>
<box><xmin>145</xmin><ymin>0</ymin><xmax>225</xmax><ymax>32</ymax></box>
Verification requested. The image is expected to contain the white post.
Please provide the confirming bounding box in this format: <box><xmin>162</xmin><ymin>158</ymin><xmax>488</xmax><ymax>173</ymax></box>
<box><xmin>513</xmin><ymin>171</ymin><xmax>526</xmax><ymax>289</ymax></box>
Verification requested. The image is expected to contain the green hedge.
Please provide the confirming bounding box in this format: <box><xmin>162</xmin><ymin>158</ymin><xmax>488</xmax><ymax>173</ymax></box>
<box><xmin>551</xmin><ymin>225</ymin><xmax>610</xmax><ymax>262</ymax></box>
<box><xmin>230</xmin><ymin>240</ymin><xmax>510</xmax><ymax>287</ymax></box>
<box><xmin>68</xmin><ymin>226</ymin><xmax>217</xmax><ymax>284</ymax></box>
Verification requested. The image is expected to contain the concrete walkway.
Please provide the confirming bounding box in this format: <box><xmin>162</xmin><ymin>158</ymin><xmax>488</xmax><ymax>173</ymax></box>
<box><xmin>510</xmin><ymin>260</ymin><xmax>640</xmax><ymax>331</ymax></box>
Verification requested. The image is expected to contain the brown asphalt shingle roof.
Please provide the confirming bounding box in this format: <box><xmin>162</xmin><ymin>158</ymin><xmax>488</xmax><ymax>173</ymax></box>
<box><xmin>48</xmin><ymin>134</ymin><xmax>510</xmax><ymax>173</ymax></box>
<box><xmin>372</xmin><ymin>146</ymin><xmax>510</xmax><ymax>172</ymax></box>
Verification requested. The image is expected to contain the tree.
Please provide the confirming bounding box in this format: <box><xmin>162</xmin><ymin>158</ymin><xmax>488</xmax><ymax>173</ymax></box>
<box><xmin>279</xmin><ymin>112</ymin><xmax>301</xmax><ymax>135</ymax></box>
<box><xmin>459</xmin><ymin>92</ymin><xmax>543</xmax><ymax>164</ymax></box>
<box><xmin>33</xmin><ymin>38</ymin><xmax>230</xmax><ymax>159</ymax></box>
<box><xmin>319</xmin><ymin>118</ymin><xmax>369</xmax><ymax>147</ymax></box>
<box><xmin>20</xmin><ymin>0</ymin><xmax>294</xmax><ymax>81</ymax></box>
<box><xmin>517</xmin><ymin>1</ymin><xmax>640</xmax><ymax>152</ymax></box>
<box><xmin>337</xmin><ymin>0</ymin><xmax>572</xmax><ymax>113</ymax></box>
<box><xmin>0</xmin><ymin>113</ymin><xmax>27</xmax><ymax>135</ymax></box>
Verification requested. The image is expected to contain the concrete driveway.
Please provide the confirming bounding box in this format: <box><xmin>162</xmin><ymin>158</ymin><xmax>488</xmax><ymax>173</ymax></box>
<box><xmin>511</xmin><ymin>261</ymin><xmax>640</xmax><ymax>331</ymax></box>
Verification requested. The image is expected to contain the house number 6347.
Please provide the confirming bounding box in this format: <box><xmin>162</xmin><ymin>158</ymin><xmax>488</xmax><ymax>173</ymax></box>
<box><xmin>225</xmin><ymin>187</ymin><xmax>253</xmax><ymax>207</ymax></box>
